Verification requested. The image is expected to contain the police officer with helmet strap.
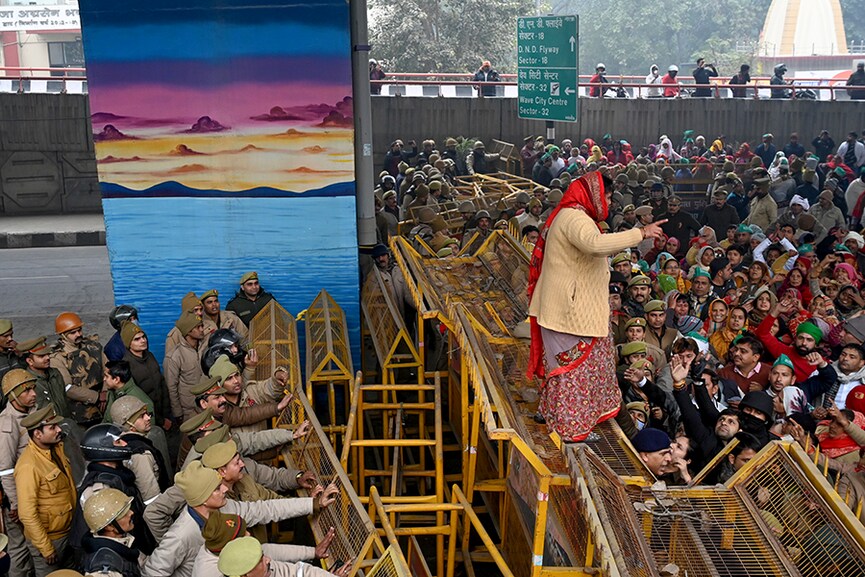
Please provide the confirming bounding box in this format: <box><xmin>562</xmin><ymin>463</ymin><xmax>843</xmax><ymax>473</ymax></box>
<box><xmin>81</xmin><ymin>487</ymin><xmax>142</xmax><ymax>576</ymax></box>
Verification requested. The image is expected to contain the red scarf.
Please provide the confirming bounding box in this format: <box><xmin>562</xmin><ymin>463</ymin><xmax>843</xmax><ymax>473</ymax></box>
<box><xmin>527</xmin><ymin>172</ymin><xmax>608</xmax><ymax>379</ymax></box>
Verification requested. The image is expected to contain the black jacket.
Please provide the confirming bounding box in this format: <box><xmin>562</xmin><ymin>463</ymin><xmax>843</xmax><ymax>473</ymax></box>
<box><xmin>82</xmin><ymin>533</ymin><xmax>142</xmax><ymax>577</ymax></box>
<box><xmin>673</xmin><ymin>385</ymin><xmax>726</xmax><ymax>471</ymax></box>
<box><xmin>226</xmin><ymin>289</ymin><xmax>275</xmax><ymax>328</ymax></box>
<box><xmin>70</xmin><ymin>463</ymin><xmax>156</xmax><ymax>560</ymax></box>
<box><xmin>123</xmin><ymin>351</ymin><xmax>170</xmax><ymax>423</ymax></box>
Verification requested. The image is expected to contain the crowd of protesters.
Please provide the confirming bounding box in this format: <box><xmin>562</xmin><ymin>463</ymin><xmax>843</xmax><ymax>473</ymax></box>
<box><xmin>378</xmin><ymin>123</ymin><xmax>865</xmax><ymax>500</ymax></box>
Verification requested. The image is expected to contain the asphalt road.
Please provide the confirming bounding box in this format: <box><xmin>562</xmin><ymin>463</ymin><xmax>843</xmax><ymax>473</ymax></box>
<box><xmin>0</xmin><ymin>246</ymin><xmax>115</xmax><ymax>344</ymax></box>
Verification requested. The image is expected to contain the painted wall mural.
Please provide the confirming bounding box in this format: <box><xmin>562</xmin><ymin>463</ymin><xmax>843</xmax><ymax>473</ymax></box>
<box><xmin>78</xmin><ymin>0</ymin><xmax>359</xmax><ymax>364</ymax></box>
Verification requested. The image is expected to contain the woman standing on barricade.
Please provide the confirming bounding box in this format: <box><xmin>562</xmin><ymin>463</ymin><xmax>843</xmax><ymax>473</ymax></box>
<box><xmin>526</xmin><ymin>172</ymin><xmax>666</xmax><ymax>441</ymax></box>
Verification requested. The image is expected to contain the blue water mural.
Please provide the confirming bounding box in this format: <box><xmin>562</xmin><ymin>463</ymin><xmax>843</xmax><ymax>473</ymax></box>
<box><xmin>78</xmin><ymin>0</ymin><xmax>360</xmax><ymax>377</ymax></box>
<box><xmin>103</xmin><ymin>196</ymin><xmax>360</xmax><ymax>370</ymax></box>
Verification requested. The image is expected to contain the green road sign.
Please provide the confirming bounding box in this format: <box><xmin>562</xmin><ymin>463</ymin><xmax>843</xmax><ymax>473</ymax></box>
<box><xmin>517</xmin><ymin>15</ymin><xmax>579</xmax><ymax>122</ymax></box>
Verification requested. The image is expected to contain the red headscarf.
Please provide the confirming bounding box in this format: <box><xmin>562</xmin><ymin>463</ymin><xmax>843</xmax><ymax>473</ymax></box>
<box><xmin>527</xmin><ymin>172</ymin><xmax>608</xmax><ymax>379</ymax></box>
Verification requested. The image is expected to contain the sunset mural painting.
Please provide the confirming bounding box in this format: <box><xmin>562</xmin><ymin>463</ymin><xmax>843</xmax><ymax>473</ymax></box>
<box><xmin>78</xmin><ymin>0</ymin><xmax>359</xmax><ymax>363</ymax></box>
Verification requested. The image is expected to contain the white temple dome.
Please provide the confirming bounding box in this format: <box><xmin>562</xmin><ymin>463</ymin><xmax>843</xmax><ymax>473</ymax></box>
<box><xmin>760</xmin><ymin>0</ymin><xmax>848</xmax><ymax>56</ymax></box>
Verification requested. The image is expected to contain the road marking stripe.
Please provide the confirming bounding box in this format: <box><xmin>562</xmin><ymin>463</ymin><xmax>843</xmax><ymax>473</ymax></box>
<box><xmin>0</xmin><ymin>275</ymin><xmax>70</xmax><ymax>280</ymax></box>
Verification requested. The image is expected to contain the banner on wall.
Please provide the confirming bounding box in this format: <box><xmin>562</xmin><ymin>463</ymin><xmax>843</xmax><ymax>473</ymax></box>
<box><xmin>0</xmin><ymin>6</ymin><xmax>80</xmax><ymax>31</ymax></box>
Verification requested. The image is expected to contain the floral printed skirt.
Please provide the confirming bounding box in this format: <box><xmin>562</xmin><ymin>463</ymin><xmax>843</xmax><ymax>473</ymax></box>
<box><xmin>538</xmin><ymin>327</ymin><xmax>620</xmax><ymax>442</ymax></box>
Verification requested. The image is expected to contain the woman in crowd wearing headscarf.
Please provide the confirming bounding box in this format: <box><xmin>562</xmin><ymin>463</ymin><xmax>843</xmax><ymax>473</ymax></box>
<box><xmin>747</xmin><ymin>285</ymin><xmax>777</xmax><ymax>327</ymax></box>
<box><xmin>657</xmin><ymin>136</ymin><xmax>681</xmax><ymax>162</ymax></box>
<box><xmin>703</xmin><ymin>298</ymin><xmax>729</xmax><ymax>337</ymax></box>
<box><xmin>527</xmin><ymin>172</ymin><xmax>666</xmax><ymax>442</ymax></box>
<box><xmin>734</xmin><ymin>143</ymin><xmax>755</xmax><ymax>169</ymax></box>
<box><xmin>709</xmin><ymin>305</ymin><xmax>748</xmax><ymax>362</ymax></box>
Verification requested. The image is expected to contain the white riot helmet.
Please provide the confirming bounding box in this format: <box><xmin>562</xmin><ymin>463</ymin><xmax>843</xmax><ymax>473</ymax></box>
<box><xmin>596</xmin><ymin>63</ymin><xmax>606</xmax><ymax>71</ymax></box>
<box><xmin>668</xmin><ymin>64</ymin><xmax>679</xmax><ymax>72</ymax></box>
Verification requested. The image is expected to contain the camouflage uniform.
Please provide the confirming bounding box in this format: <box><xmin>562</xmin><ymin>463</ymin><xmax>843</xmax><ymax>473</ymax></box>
<box><xmin>49</xmin><ymin>336</ymin><xmax>104</xmax><ymax>425</ymax></box>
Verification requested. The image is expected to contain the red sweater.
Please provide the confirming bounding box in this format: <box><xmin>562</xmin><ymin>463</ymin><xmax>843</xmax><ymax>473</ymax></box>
<box><xmin>754</xmin><ymin>313</ymin><xmax>818</xmax><ymax>382</ymax></box>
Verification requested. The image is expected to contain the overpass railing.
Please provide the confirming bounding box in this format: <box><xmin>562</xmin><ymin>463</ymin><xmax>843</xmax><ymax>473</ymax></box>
<box><xmin>373</xmin><ymin>75</ymin><xmax>861</xmax><ymax>101</ymax></box>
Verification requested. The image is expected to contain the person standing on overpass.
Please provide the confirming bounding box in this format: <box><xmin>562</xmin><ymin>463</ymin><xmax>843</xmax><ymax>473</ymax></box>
<box><xmin>662</xmin><ymin>65</ymin><xmax>680</xmax><ymax>98</ymax></box>
<box><xmin>692</xmin><ymin>58</ymin><xmax>718</xmax><ymax>97</ymax></box>
<box><xmin>473</xmin><ymin>60</ymin><xmax>500</xmax><ymax>97</ymax></box>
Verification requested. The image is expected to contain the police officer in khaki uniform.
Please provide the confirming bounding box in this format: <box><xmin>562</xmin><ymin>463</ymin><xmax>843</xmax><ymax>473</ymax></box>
<box><xmin>164</xmin><ymin>292</ymin><xmax>203</xmax><ymax>359</ymax></box>
<box><xmin>218</xmin><ymin>535</ymin><xmax>349</xmax><ymax>577</ymax></box>
<box><xmin>209</xmin><ymin>355</ymin><xmax>290</xmax><ymax>435</ymax></box>
<box><xmin>226</xmin><ymin>272</ymin><xmax>276</xmax><ymax>328</ymax></box>
<box><xmin>0</xmin><ymin>319</ymin><xmax>23</xmax><ymax>382</ymax></box>
<box><xmin>15</xmin><ymin>405</ymin><xmax>77</xmax><ymax>575</ymax></box>
<box><xmin>164</xmin><ymin>312</ymin><xmax>206</xmax><ymax>422</ymax></box>
<box><xmin>20</xmin><ymin>336</ymin><xmax>87</xmax><ymax>483</ymax></box>
<box><xmin>49</xmin><ymin>312</ymin><xmax>105</xmax><ymax>425</ymax></box>
<box><xmin>0</xmin><ymin>369</ymin><xmax>37</xmax><ymax>577</ymax></box>
<box><xmin>80</xmin><ymin>487</ymin><xmax>142</xmax><ymax>576</ymax></box>
<box><xmin>200</xmin><ymin>289</ymin><xmax>248</xmax><ymax>342</ymax></box>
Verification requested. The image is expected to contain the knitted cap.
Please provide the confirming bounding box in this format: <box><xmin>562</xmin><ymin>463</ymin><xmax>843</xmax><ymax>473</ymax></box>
<box><xmin>120</xmin><ymin>321</ymin><xmax>144</xmax><ymax>349</ymax></box>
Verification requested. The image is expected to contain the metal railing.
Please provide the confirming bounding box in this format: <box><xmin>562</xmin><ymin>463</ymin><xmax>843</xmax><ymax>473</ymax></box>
<box><xmin>0</xmin><ymin>66</ymin><xmax>87</xmax><ymax>94</ymax></box>
<box><xmin>373</xmin><ymin>73</ymin><xmax>864</xmax><ymax>101</ymax></box>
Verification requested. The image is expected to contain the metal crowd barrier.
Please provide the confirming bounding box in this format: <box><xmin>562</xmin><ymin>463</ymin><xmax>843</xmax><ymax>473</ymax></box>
<box><xmin>248</xmin><ymin>300</ymin><xmax>303</xmax><ymax>393</ymax></box>
<box><xmin>305</xmin><ymin>289</ymin><xmax>355</xmax><ymax>447</ymax></box>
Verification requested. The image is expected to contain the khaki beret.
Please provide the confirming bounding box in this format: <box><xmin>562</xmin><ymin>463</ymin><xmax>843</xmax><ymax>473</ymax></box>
<box><xmin>628</xmin><ymin>275</ymin><xmax>651</xmax><ymax>287</ymax></box>
<box><xmin>635</xmin><ymin>206</ymin><xmax>652</xmax><ymax>217</ymax></box>
<box><xmin>0</xmin><ymin>320</ymin><xmax>11</xmax><ymax>335</ymax></box>
<box><xmin>382</xmin><ymin>190</ymin><xmax>396</xmax><ymax>201</ymax></box>
<box><xmin>15</xmin><ymin>336</ymin><xmax>50</xmax><ymax>356</ymax></box>
<box><xmin>624</xmin><ymin>317</ymin><xmax>647</xmax><ymax>330</ymax></box>
<box><xmin>623</xmin><ymin>204</ymin><xmax>635</xmax><ymax>213</ymax></box>
<box><xmin>218</xmin><ymin>536</ymin><xmax>264</xmax><ymax>577</ymax></box>
<box><xmin>202</xmin><ymin>439</ymin><xmax>239</xmax><ymax>469</ymax></box>
<box><xmin>644</xmin><ymin>300</ymin><xmax>666</xmax><ymax>313</ymax></box>
<box><xmin>611</xmin><ymin>252</ymin><xmax>630</xmax><ymax>266</ymax></box>
<box><xmin>191</xmin><ymin>375</ymin><xmax>226</xmax><ymax>398</ymax></box>
<box><xmin>194</xmin><ymin>424</ymin><xmax>232</xmax><ymax>454</ymax></box>
<box><xmin>21</xmin><ymin>405</ymin><xmax>63</xmax><ymax>431</ymax></box>
<box><xmin>239</xmin><ymin>272</ymin><xmax>258</xmax><ymax>285</ymax></box>
<box><xmin>621</xmin><ymin>341</ymin><xmax>648</xmax><ymax>357</ymax></box>
<box><xmin>180</xmin><ymin>408</ymin><xmax>223</xmax><ymax>435</ymax></box>
<box><xmin>175</xmin><ymin>461</ymin><xmax>222</xmax><ymax>507</ymax></box>
<box><xmin>200</xmin><ymin>289</ymin><xmax>218</xmax><ymax>301</ymax></box>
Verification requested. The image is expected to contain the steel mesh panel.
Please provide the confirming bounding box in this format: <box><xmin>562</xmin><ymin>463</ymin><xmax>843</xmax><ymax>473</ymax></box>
<box><xmin>248</xmin><ymin>300</ymin><xmax>302</xmax><ymax>391</ymax></box>
<box><xmin>588</xmin><ymin>419</ymin><xmax>655</xmax><ymax>479</ymax></box>
<box><xmin>306</xmin><ymin>289</ymin><xmax>353</xmax><ymax>380</ymax></box>
<box><xmin>365</xmin><ymin>546</ymin><xmax>410</xmax><ymax>577</ymax></box>
<box><xmin>549</xmin><ymin>483</ymin><xmax>595</xmax><ymax>569</ymax></box>
<box><xmin>630</xmin><ymin>486</ymin><xmax>792</xmax><ymax>576</ymax></box>
<box><xmin>730</xmin><ymin>444</ymin><xmax>865</xmax><ymax>576</ymax></box>
<box><xmin>361</xmin><ymin>268</ymin><xmax>405</xmax><ymax>365</ymax></box>
<box><xmin>579</xmin><ymin>449</ymin><xmax>659</xmax><ymax>577</ymax></box>
<box><xmin>281</xmin><ymin>388</ymin><xmax>376</xmax><ymax>570</ymax></box>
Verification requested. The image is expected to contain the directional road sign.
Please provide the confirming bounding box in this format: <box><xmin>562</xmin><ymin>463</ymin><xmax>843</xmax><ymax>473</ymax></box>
<box><xmin>517</xmin><ymin>15</ymin><xmax>579</xmax><ymax>122</ymax></box>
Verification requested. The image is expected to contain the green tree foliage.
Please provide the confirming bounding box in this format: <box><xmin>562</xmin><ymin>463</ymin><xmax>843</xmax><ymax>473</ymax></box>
<box><xmin>840</xmin><ymin>0</ymin><xmax>864</xmax><ymax>45</ymax></box>
<box><xmin>369</xmin><ymin>0</ymin><xmax>862</xmax><ymax>74</ymax></box>
<box><xmin>368</xmin><ymin>0</ymin><xmax>533</xmax><ymax>73</ymax></box>
<box><xmin>550</xmin><ymin>0</ymin><xmax>771</xmax><ymax>77</ymax></box>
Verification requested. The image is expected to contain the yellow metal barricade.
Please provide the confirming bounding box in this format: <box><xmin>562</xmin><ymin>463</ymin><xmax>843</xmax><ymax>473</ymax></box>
<box><xmin>305</xmin><ymin>289</ymin><xmax>354</xmax><ymax>447</ymax></box>
<box><xmin>360</xmin><ymin>266</ymin><xmax>423</xmax><ymax>386</ymax></box>
<box><xmin>248</xmin><ymin>300</ymin><xmax>302</xmax><ymax>392</ymax></box>
<box><xmin>280</xmin><ymin>386</ymin><xmax>384</xmax><ymax>577</ymax></box>
<box><xmin>727</xmin><ymin>440</ymin><xmax>865</xmax><ymax>575</ymax></box>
